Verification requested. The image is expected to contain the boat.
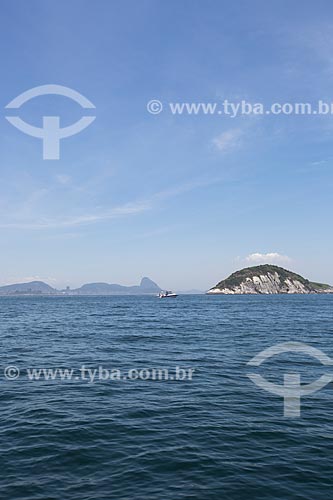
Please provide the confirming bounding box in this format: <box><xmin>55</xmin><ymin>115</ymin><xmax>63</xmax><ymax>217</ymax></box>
<box><xmin>157</xmin><ymin>290</ymin><xmax>178</xmax><ymax>298</ymax></box>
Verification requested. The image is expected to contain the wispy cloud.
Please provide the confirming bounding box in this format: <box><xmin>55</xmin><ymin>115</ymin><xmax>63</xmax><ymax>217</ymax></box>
<box><xmin>0</xmin><ymin>176</ymin><xmax>222</xmax><ymax>230</ymax></box>
<box><xmin>245</xmin><ymin>252</ymin><xmax>292</xmax><ymax>265</ymax></box>
<box><xmin>212</xmin><ymin>128</ymin><xmax>242</xmax><ymax>152</ymax></box>
<box><xmin>0</xmin><ymin>201</ymin><xmax>150</xmax><ymax>229</ymax></box>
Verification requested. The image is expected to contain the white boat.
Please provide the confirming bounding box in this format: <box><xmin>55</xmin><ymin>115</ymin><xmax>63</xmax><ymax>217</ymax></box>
<box><xmin>157</xmin><ymin>290</ymin><xmax>178</xmax><ymax>298</ymax></box>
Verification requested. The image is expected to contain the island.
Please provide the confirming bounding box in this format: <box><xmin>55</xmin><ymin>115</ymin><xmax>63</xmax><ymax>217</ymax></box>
<box><xmin>207</xmin><ymin>265</ymin><xmax>333</xmax><ymax>295</ymax></box>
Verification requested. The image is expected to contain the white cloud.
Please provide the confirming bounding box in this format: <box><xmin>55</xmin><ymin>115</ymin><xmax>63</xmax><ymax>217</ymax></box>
<box><xmin>245</xmin><ymin>252</ymin><xmax>291</xmax><ymax>265</ymax></box>
<box><xmin>212</xmin><ymin>128</ymin><xmax>242</xmax><ymax>152</ymax></box>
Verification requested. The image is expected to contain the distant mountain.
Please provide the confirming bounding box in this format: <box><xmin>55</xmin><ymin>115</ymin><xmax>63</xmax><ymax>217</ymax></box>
<box><xmin>0</xmin><ymin>281</ymin><xmax>56</xmax><ymax>295</ymax></box>
<box><xmin>139</xmin><ymin>277</ymin><xmax>160</xmax><ymax>292</ymax></box>
<box><xmin>73</xmin><ymin>277</ymin><xmax>161</xmax><ymax>295</ymax></box>
<box><xmin>74</xmin><ymin>283</ymin><xmax>125</xmax><ymax>294</ymax></box>
<box><xmin>207</xmin><ymin>265</ymin><xmax>333</xmax><ymax>295</ymax></box>
<box><xmin>0</xmin><ymin>277</ymin><xmax>162</xmax><ymax>296</ymax></box>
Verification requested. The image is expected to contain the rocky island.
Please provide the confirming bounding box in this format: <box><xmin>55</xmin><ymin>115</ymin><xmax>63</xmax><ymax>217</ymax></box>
<box><xmin>207</xmin><ymin>265</ymin><xmax>333</xmax><ymax>295</ymax></box>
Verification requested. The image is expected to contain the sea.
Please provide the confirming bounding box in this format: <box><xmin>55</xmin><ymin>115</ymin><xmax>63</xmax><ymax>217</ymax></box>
<box><xmin>1</xmin><ymin>294</ymin><xmax>333</xmax><ymax>500</ymax></box>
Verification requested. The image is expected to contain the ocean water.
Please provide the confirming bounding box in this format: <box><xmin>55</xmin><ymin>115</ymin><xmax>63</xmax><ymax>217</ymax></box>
<box><xmin>1</xmin><ymin>294</ymin><xmax>333</xmax><ymax>500</ymax></box>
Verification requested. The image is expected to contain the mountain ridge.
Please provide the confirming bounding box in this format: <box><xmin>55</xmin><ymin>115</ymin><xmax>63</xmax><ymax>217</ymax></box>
<box><xmin>0</xmin><ymin>277</ymin><xmax>162</xmax><ymax>295</ymax></box>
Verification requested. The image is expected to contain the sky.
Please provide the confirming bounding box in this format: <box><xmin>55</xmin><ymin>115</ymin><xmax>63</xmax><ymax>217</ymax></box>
<box><xmin>1</xmin><ymin>0</ymin><xmax>333</xmax><ymax>290</ymax></box>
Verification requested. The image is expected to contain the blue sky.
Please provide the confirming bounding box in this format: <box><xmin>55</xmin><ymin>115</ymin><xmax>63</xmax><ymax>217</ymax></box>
<box><xmin>1</xmin><ymin>0</ymin><xmax>333</xmax><ymax>290</ymax></box>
